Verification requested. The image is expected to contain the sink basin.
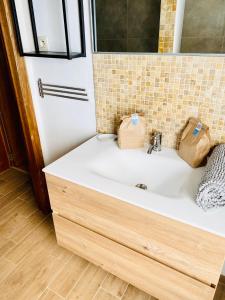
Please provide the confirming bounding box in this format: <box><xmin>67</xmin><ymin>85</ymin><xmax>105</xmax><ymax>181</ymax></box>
<box><xmin>89</xmin><ymin>144</ymin><xmax>204</xmax><ymax>199</ymax></box>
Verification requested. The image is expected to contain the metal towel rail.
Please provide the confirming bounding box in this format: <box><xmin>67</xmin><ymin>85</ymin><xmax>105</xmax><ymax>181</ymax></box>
<box><xmin>38</xmin><ymin>79</ymin><xmax>88</xmax><ymax>101</ymax></box>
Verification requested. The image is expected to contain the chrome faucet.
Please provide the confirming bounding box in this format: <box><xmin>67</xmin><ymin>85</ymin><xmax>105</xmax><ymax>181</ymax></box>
<box><xmin>147</xmin><ymin>132</ymin><xmax>162</xmax><ymax>154</ymax></box>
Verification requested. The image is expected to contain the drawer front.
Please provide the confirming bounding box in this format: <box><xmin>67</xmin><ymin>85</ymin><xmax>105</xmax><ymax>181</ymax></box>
<box><xmin>53</xmin><ymin>214</ymin><xmax>215</xmax><ymax>300</ymax></box>
<box><xmin>46</xmin><ymin>174</ymin><xmax>225</xmax><ymax>287</ymax></box>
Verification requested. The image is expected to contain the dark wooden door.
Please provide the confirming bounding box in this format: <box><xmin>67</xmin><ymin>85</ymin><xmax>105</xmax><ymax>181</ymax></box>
<box><xmin>0</xmin><ymin>121</ymin><xmax>9</xmax><ymax>172</ymax></box>
<box><xmin>0</xmin><ymin>28</ymin><xmax>28</xmax><ymax>171</ymax></box>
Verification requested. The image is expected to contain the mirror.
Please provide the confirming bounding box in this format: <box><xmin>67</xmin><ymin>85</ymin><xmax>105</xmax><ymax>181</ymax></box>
<box><xmin>181</xmin><ymin>0</ymin><xmax>225</xmax><ymax>53</ymax></box>
<box><xmin>92</xmin><ymin>0</ymin><xmax>161</xmax><ymax>53</ymax></box>
<box><xmin>91</xmin><ymin>0</ymin><xmax>225</xmax><ymax>54</ymax></box>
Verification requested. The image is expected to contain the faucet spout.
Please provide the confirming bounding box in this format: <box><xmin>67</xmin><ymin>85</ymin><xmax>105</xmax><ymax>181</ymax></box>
<box><xmin>147</xmin><ymin>131</ymin><xmax>162</xmax><ymax>154</ymax></box>
<box><xmin>147</xmin><ymin>144</ymin><xmax>154</xmax><ymax>154</ymax></box>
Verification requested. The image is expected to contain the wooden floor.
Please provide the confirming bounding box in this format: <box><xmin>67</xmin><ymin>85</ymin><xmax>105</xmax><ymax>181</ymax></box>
<box><xmin>0</xmin><ymin>169</ymin><xmax>224</xmax><ymax>300</ymax></box>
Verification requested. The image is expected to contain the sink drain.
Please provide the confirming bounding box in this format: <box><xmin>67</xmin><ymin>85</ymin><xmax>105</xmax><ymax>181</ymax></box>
<box><xmin>135</xmin><ymin>183</ymin><xmax>148</xmax><ymax>190</ymax></box>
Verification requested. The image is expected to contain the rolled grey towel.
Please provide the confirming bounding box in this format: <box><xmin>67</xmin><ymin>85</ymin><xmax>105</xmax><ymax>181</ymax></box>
<box><xmin>196</xmin><ymin>144</ymin><xmax>225</xmax><ymax>211</ymax></box>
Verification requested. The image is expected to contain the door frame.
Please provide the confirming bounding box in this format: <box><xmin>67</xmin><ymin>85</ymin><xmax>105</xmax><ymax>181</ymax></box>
<box><xmin>0</xmin><ymin>0</ymin><xmax>50</xmax><ymax>213</ymax></box>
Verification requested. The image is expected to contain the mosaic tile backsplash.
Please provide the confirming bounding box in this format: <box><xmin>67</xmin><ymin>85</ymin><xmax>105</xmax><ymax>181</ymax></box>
<box><xmin>93</xmin><ymin>54</ymin><xmax>225</xmax><ymax>148</ymax></box>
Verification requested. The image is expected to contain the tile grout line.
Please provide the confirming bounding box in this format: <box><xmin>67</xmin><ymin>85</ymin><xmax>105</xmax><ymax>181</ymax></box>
<box><xmin>65</xmin><ymin>262</ymin><xmax>91</xmax><ymax>300</ymax></box>
<box><xmin>48</xmin><ymin>287</ymin><xmax>65</xmax><ymax>299</ymax></box>
<box><xmin>100</xmin><ymin>272</ymin><xmax>109</xmax><ymax>288</ymax></box>
<box><xmin>98</xmin><ymin>272</ymin><xmax>128</xmax><ymax>299</ymax></box>
<box><xmin>37</xmin><ymin>287</ymin><xmax>65</xmax><ymax>300</ymax></box>
<box><xmin>33</xmin><ymin>249</ymin><xmax>72</xmax><ymax>300</ymax></box>
<box><xmin>39</xmin><ymin>249</ymin><xmax>73</xmax><ymax>292</ymax></box>
<box><xmin>45</xmin><ymin>253</ymin><xmax>76</xmax><ymax>293</ymax></box>
<box><xmin>90</xmin><ymin>272</ymin><xmax>109</xmax><ymax>300</ymax></box>
<box><xmin>120</xmin><ymin>283</ymin><xmax>129</xmax><ymax>300</ymax></box>
<box><xmin>99</xmin><ymin>286</ymin><xmax>123</xmax><ymax>299</ymax></box>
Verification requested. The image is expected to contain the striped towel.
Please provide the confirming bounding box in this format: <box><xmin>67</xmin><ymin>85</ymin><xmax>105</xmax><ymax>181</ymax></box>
<box><xmin>196</xmin><ymin>144</ymin><xmax>225</xmax><ymax>211</ymax></box>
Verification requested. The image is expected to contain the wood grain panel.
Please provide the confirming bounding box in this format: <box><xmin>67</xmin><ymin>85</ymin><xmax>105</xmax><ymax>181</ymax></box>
<box><xmin>53</xmin><ymin>214</ymin><xmax>215</xmax><ymax>300</ymax></box>
<box><xmin>46</xmin><ymin>174</ymin><xmax>225</xmax><ymax>287</ymax></box>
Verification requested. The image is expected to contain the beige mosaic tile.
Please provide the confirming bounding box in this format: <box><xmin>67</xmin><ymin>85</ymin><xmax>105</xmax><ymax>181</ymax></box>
<box><xmin>158</xmin><ymin>0</ymin><xmax>177</xmax><ymax>53</ymax></box>
<box><xmin>93</xmin><ymin>54</ymin><xmax>225</xmax><ymax>148</ymax></box>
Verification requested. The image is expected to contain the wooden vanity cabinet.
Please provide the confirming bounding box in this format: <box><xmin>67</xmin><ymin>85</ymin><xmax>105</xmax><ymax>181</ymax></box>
<box><xmin>46</xmin><ymin>174</ymin><xmax>225</xmax><ymax>300</ymax></box>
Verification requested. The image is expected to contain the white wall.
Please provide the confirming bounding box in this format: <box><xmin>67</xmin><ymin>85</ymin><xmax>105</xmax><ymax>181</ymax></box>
<box><xmin>23</xmin><ymin>0</ymin><xmax>96</xmax><ymax>165</ymax></box>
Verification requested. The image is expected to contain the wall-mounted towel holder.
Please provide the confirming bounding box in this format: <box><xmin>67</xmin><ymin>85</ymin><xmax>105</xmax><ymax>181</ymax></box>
<box><xmin>38</xmin><ymin>79</ymin><xmax>88</xmax><ymax>101</ymax></box>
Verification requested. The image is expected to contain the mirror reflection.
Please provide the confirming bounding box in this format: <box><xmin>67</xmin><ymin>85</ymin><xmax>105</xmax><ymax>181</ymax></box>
<box><xmin>91</xmin><ymin>0</ymin><xmax>225</xmax><ymax>54</ymax></box>
<box><xmin>93</xmin><ymin>0</ymin><xmax>161</xmax><ymax>53</ymax></box>
<box><xmin>181</xmin><ymin>0</ymin><xmax>225</xmax><ymax>53</ymax></box>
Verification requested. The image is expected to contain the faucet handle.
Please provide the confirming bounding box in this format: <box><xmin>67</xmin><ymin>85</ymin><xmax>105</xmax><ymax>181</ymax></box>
<box><xmin>154</xmin><ymin>131</ymin><xmax>162</xmax><ymax>138</ymax></box>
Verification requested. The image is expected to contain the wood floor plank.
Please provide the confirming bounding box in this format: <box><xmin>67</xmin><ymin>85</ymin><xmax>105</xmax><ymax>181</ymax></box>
<box><xmin>101</xmin><ymin>273</ymin><xmax>128</xmax><ymax>298</ymax></box>
<box><xmin>0</xmin><ymin>172</ymin><xmax>29</xmax><ymax>195</ymax></box>
<box><xmin>0</xmin><ymin>238</ymin><xmax>15</xmax><ymax>258</ymax></box>
<box><xmin>67</xmin><ymin>264</ymin><xmax>108</xmax><ymax>300</ymax></box>
<box><xmin>6</xmin><ymin>217</ymin><xmax>54</xmax><ymax>264</ymax></box>
<box><xmin>2</xmin><ymin>223</ymin><xmax>71</xmax><ymax>299</ymax></box>
<box><xmin>0</xmin><ymin>181</ymin><xmax>31</xmax><ymax>210</ymax></box>
<box><xmin>122</xmin><ymin>285</ymin><xmax>152</xmax><ymax>300</ymax></box>
<box><xmin>0</xmin><ymin>195</ymin><xmax>26</xmax><ymax>219</ymax></box>
<box><xmin>12</xmin><ymin>210</ymin><xmax>46</xmax><ymax>243</ymax></box>
<box><xmin>49</xmin><ymin>254</ymin><xmax>89</xmax><ymax>298</ymax></box>
<box><xmin>0</xmin><ymin>257</ymin><xmax>15</xmax><ymax>284</ymax></box>
<box><xmin>0</xmin><ymin>168</ymin><xmax>26</xmax><ymax>181</ymax></box>
<box><xmin>19</xmin><ymin>186</ymin><xmax>34</xmax><ymax>202</ymax></box>
<box><xmin>0</xmin><ymin>233</ymin><xmax>72</xmax><ymax>300</ymax></box>
<box><xmin>39</xmin><ymin>289</ymin><xmax>63</xmax><ymax>300</ymax></box>
<box><xmin>0</xmin><ymin>200</ymin><xmax>39</xmax><ymax>241</ymax></box>
<box><xmin>93</xmin><ymin>288</ymin><xmax>119</xmax><ymax>300</ymax></box>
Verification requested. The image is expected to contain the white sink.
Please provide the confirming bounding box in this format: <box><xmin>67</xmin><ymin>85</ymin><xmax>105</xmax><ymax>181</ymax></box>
<box><xmin>89</xmin><ymin>144</ymin><xmax>204</xmax><ymax>199</ymax></box>
<box><xmin>43</xmin><ymin>134</ymin><xmax>225</xmax><ymax>239</ymax></box>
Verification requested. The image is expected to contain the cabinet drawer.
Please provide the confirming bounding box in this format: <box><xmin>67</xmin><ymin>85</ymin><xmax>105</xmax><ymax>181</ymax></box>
<box><xmin>53</xmin><ymin>214</ymin><xmax>215</xmax><ymax>300</ymax></box>
<box><xmin>46</xmin><ymin>174</ymin><xmax>225</xmax><ymax>287</ymax></box>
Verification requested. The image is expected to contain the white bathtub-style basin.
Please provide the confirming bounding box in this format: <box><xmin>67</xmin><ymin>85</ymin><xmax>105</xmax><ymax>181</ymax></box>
<box><xmin>43</xmin><ymin>134</ymin><xmax>225</xmax><ymax>238</ymax></box>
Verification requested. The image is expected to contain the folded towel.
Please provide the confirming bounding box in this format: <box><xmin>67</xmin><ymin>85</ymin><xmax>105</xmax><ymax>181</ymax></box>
<box><xmin>196</xmin><ymin>144</ymin><xmax>225</xmax><ymax>211</ymax></box>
